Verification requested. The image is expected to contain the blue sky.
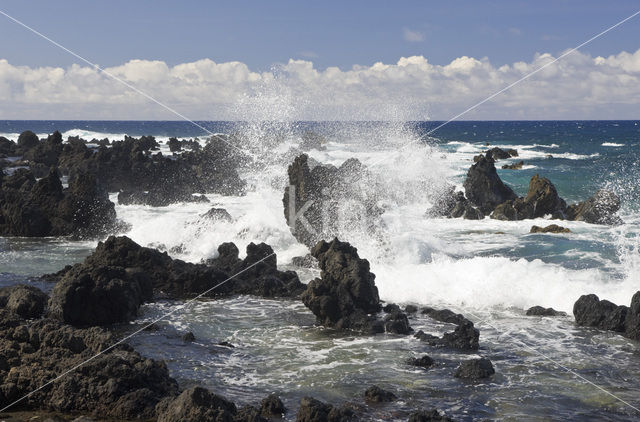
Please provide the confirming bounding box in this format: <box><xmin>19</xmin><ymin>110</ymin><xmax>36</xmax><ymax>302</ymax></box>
<box><xmin>1</xmin><ymin>0</ymin><xmax>638</xmax><ymax>70</ymax></box>
<box><xmin>0</xmin><ymin>1</ymin><xmax>639</xmax><ymax>120</ymax></box>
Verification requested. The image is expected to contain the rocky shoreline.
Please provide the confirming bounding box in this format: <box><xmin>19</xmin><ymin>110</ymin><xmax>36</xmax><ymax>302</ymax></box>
<box><xmin>1</xmin><ymin>132</ymin><xmax>638</xmax><ymax>420</ymax></box>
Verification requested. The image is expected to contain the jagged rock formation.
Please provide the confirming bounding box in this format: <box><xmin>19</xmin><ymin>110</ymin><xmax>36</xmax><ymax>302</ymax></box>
<box><xmin>0</xmin><ymin>168</ymin><xmax>117</xmax><ymax>237</ymax></box>
<box><xmin>46</xmin><ymin>236</ymin><xmax>304</xmax><ymax>327</ymax></box>
<box><xmin>573</xmin><ymin>292</ymin><xmax>640</xmax><ymax>341</ymax></box>
<box><xmin>301</xmin><ymin>238</ymin><xmax>411</xmax><ymax>334</ymax></box>
<box><xmin>283</xmin><ymin>154</ymin><xmax>383</xmax><ymax>248</ymax></box>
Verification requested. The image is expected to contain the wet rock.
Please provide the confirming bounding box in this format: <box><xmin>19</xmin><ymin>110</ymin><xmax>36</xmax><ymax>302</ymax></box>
<box><xmin>415</xmin><ymin>321</ymin><xmax>479</xmax><ymax>351</ymax></box>
<box><xmin>0</xmin><ymin>168</ymin><xmax>117</xmax><ymax>237</ymax></box>
<box><xmin>405</xmin><ymin>305</ymin><xmax>418</xmax><ymax>314</ymax></box>
<box><xmin>260</xmin><ymin>393</ymin><xmax>286</xmax><ymax>418</ymax></box>
<box><xmin>201</xmin><ymin>207</ymin><xmax>233</xmax><ymax>222</ymax></box>
<box><xmin>625</xmin><ymin>292</ymin><xmax>640</xmax><ymax>340</ymax></box>
<box><xmin>182</xmin><ymin>331</ymin><xmax>196</xmax><ymax>342</ymax></box>
<box><xmin>295</xmin><ymin>397</ymin><xmax>355</xmax><ymax>422</ymax></box>
<box><xmin>364</xmin><ymin>385</ymin><xmax>396</xmax><ymax>403</ymax></box>
<box><xmin>567</xmin><ymin>189</ymin><xmax>622</xmax><ymax>225</ymax></box>
<box><xmin>523</xmin><ymin>175</ymin><xmax>567</xmax><ymax>219</ymax></box>
<box><xmin>501</xmin><ymin>161</ymin><xmax>524</xmax><ymax>170</ymax></box>
<box><xmin>530</xmin><ymin>224</ymin><xmax>571</xmax><ymax>234</ymax></box>
<box><xmin>526</xmin><ymin>306</ymin><xmax>567</xmax><ymax>316</ymax></box>
<box><xmin>407</xmin><ymin>355</ymin><xmax>434</xmax><ymax>368</ymax></box>
<box><xmin>283</xmin><ymin>154</ymin><xmax>383</xmax><ymax>248</ymax></box>
<box><xmin>48</xmin><ymin>236</ymin><xmax>304</xmax><ymax>301</ymax></box>
<box><xmin>0</xmin><ymin>285</ymin><xmax>48</xmax><ymax>319</ymax></box>
<box><xmin>573</xmin><ymin>294</ymin><xmax>628</xmax><ymax>332</ymax></box>
<box><xmin>425</xmin><ymin>186</ymin><xmax>465</xmax><ymax>218</ymax></box>
<box><xmin>384</xmin><ymin>308</ymin><xmax>413</xmax><ymax>334</ymax></box>
<box><xmin>486</xmin><ymin>147</ymin><xmax>518</xmax><ymax>161</ymax></box>
<box><xmin>420</xmin><ymin>308</ymin><xmax>468</xmax><ymax>325</ymax></box>
<box><xmin>0</xmin><ymin>310</ymin><xmax>179</xmax><ymax>419</ymax></box>
<box><xmin>463</xmin><ymin>155</ymin><xmax>517</xmax><ymax>214</ymax></box>
<box><xmin>302</xmin><ymin>238</ymin><xmax>395</xmax><ymax>333</ymax></box>
<box><xmin>454</xmin><ymin>357</ymin><xmax>495</xmax><ymax>380</ymax></box>
<box><xmin>48</xmin><ymin>265</ymin><xmax>153</xmax><ymax>327</ymax></box>
<box><xmin>23</xmin><ymin>131</ymin><xmax>64</xmax><ymax>167</ymax></box>
<box><xmin>156</xmin><ymin>387</ymin><xmax>236</xmax><ymax>422</ymax></box>
<box><xmin>408</xmin><ymin>409</ymin><xmax>455</xmax><ymax>422</ymax></box>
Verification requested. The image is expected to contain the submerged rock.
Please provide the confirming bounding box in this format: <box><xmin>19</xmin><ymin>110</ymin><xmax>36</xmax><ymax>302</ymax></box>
<box><xmin>415</xmin><ymin>309</ymin><xmax>479</xmax><ymax>351</ymax></box>
<box><xmin>463</xmin><ymin>155</ymin><xmax>517</xmax><ymax>214</ymax></box>
<box><xmin>363</xmin><ymin>385</ymin><xmax>397</xmax><ymax>403</ymax></box>
<box><xmin>530</xmin><ymin>224</ymin><xmax>571</xmax><ymax>234</ymax></box>
<box><xmin>454</xmin><ymin>357</ymin><xmax>495</xmax><ymax>380</ymax></box>
<box><xmin>501</xmin><ymin>161</ymin><xmax>524</xmax><ymax>170</ymax></box>
<box><xmin>407</xmin><ymin>355</ymin><xmax>434</xmax><ymax>368</ymax></box>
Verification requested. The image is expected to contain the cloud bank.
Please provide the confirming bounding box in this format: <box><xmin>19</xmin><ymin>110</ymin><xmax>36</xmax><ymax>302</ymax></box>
<box><xmin>1</xmin><ymin>49</ymin><xmax>640</xmax><ymax>120</ymax></box>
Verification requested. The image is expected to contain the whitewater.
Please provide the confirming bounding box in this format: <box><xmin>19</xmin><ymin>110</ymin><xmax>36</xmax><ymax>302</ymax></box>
<box><xmin>2</xmin><ymin>119</ymin><xmax>640</xmax><ymax>420</ymax></box>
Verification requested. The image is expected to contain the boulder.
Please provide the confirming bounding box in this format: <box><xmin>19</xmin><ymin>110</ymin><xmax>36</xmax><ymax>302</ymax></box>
<box><xmin>454</xmin><ymin>358</ymin><xmax>495</xmax><ymax>380</ymax></box>
<box><xmin>414</xmin><ymin>320</ymin><xmax>479</xmax><ymax>351</ymax></box>
<box><xmin>295</xmin><ymin>397</ymin><xmax>354</xmax><ymax>422</ymax></box>
<box><xmin>421</xmin><ymin>307</ymin><xmax>468</xmax><ymax>325</ymax></box>
<box><xmin>573</xmin><ymin>294</ymin><xmax>627</xmax><ymax>332</ymax></box>
<box><xmin>526</xmin><ymin>306</ymin><xmax>566</xmax><ymax>316</ymax></box>
<box><xmin>156</xmin><ymin>387</ymin><xmax>236</xmax><ymax>422</ymax></box>
<box><xmin>17</xmin><ymin>130</ymin><xmax>39</xmax><ymax>151</ymax></box>
<box><xmin>567</xmin><ymin>189</ymin><xmax>622</xmax><ymax>225</ymax></box>
<box><xmin>48</xmin><ymin>265</ymin><xmax>153</xmax><ymax>327</ymax></box>
<box><xmin>363</xmin><ymin>385</ymin><xmax>396</xmax><ymax>403</ymax></box>
<box><xmin>625</xmin><ymin>292</ymin><xmax>640</xmax><ymax>341</ymax></box>
<box><xmin>201</xmin><ymin>207</ymin><xmax>233</xmax><ymax>222</ymax></box>
<box><xmin>0</xmin><ymin>285</ymin><xmax>48</xmax><ymax>319</ymax></box>
<box><xmin>0</xmin><ymin>136</ymin><xmax>16</xmax><ymax>156</ymax></box>
<box><xmin>530</xmin><ymin>225</ymin><xmax>571</xmax><ymax>234</ymax></box>
<box><xmin>463</xmin><ymin>155</ymin><xmax>517</xmax><ymax>214</ymax></box>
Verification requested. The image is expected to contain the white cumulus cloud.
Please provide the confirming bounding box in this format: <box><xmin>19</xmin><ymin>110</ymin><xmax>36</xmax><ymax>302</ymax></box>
<box><xmin>0</xmin><ymin>49</ymin><xmax>639</xmax><ymax>120</ymax></box>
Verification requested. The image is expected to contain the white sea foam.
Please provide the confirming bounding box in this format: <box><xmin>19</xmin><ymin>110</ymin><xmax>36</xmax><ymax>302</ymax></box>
<box><xmin>602</xmin><ymin>142</ymin><xmax>625</xmax><ymax>147</ymax></box>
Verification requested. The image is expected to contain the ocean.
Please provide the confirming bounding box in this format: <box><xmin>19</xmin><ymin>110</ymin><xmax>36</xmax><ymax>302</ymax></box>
<box><xmin>1</xmin><ymin>120</ymin><xmax>640</xmax><ymax>420</ymax></box>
